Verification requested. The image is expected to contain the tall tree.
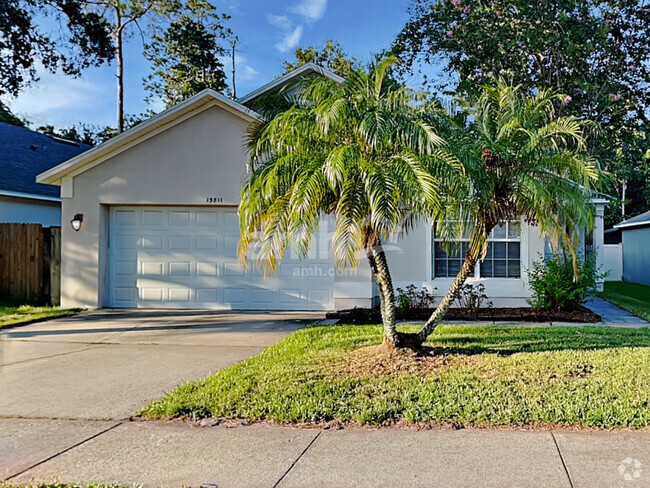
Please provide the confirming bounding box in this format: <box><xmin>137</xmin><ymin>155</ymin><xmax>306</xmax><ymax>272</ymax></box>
<box><xmin>241</xmin><ymin>58</ymin><xmax>454</xmax><ymax>348</ymax></box>
<box><xmin>0</xmin><ymin>0</ymin><xmax>113</xmax><ymax>97</ymax></box>
<box><xmin>144</xmin><ymin>1</ymin><xmax>231</xmax><ymax>108</ymax></box>
<box><xmin>283</xmin><ymin>40</ymin><xmax>357</xmax><ymax>78</ymax></box>
<box><xmin>394</xmin><ymin>0</ymin><xmax>650</xmax><ymax>225</ymax></box>
<box><xmin>82</xmin><ymin>0</ymin><xmax>183</xmax><ymax>133</ymax></box>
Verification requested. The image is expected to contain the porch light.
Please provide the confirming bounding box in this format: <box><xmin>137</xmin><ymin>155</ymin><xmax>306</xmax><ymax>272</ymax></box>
<box><xmin>71</xmin><ymin>213</ymin><xmax>83</xmax><ymax>231</ymax></box>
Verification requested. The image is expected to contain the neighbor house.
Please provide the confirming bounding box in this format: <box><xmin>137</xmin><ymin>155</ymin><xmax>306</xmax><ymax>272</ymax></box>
<box><xmin>613</xmin><ymin>210</ymin><xmax>650</xmax><ymax>286</ymax></box>
<box><xmin>1</xmin><ymin>122</ymin><xmax>90</xmax><ymax>226</ymax></box>
<box><xmin>36</xmin><ymin>65</ymin><xmax>607</xmax><ymax>310</ymax></box>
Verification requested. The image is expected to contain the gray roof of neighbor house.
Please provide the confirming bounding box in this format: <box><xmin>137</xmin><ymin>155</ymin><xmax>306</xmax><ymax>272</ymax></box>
<box><xmin>614</xmin><ymin>209</ymin><xmax>650</xmax><ymax>230</ymax></box>
<box><xmin>0</xmin><ymin>122</ymin><xmax>91</xmax><ymax>199</ymax></box>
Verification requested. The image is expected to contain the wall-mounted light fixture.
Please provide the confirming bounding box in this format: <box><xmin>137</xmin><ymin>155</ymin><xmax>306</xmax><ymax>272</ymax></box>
<box><xmin>71</xmin><ymin>213</ymin><xmax>83</xmax><ymax>231</ymax></box>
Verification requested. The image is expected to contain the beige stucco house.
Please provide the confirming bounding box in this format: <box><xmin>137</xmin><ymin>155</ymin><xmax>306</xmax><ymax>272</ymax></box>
<box><xmin>37</xmin><ymin>64</ymin><xmax>607</xmax><ymax>310</ymax></box>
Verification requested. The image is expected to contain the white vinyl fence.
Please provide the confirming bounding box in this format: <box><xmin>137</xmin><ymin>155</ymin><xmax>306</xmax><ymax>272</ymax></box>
<box><xmin>603</xmin><ymin>244</ymin><xmax>623</xmax><ymax>281</ymax></box>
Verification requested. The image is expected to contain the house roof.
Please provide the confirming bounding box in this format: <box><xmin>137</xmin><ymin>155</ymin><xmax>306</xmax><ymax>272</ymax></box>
<box><xmin>238</xmin><ymin>63</ymin><xmax>344</xmax><ymax>105</ymax></box>
<box><xmin>614</xmin><ymin>209</ymin><xmax>650</xmax><ymax>230</ymax></box>
<box><xmin>0</xmin><ymin>122</ymin><xmax>90</xmax><ymax>199</ymax></box>
<box><xmin>37</xmin><ymin>89</ymin><xmax>259</xmax><ymax>186</ymax></box>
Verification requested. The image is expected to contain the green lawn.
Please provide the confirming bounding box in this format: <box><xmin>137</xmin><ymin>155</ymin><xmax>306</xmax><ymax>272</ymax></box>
<box><xmin>599</xmin><ymin>281</ymin><xmax>650</xmax><ymax>321</ymax></box>
<box><xmin>142</xmin><ymin>324</ymin><xmax>650</xmax><ymax>428</ymax></box>
<box><xmin>0</xmin><ymin>304</ymin><xmax>77</xmax><ymax>329</ymax></box>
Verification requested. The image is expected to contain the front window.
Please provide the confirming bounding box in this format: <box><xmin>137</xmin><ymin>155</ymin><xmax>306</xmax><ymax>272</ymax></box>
<box><xmin>433</xmin><ymin>221</ymin><xmax>521</xmax><ymax>278</ymax></box>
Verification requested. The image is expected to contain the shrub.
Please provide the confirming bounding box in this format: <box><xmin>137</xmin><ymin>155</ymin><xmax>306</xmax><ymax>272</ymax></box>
<box><xmin>455</xmin><ymin>283</ymin><xmax>493</xmax><ymax>317</ymax></box>
<box><xmin>395</xmin><ymin>284</ymin><xmax>436</xmax><ymax>311</ymax></box>
<box><xmin>528</xmin><ymin>252</ymin><xmax>603</xmax><ymax>312</ymax></box>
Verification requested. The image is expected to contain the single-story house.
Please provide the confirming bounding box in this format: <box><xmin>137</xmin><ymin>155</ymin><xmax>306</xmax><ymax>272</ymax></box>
<box><xmin>36</xmin><ymin>64</ymin><xmax>607</xmax><ymax>311</ymax></box>
<box><xmin>0</xmin><ymin>122</ymin><xmax>90</xmax><ymax>226</ymax></box>
<box><xmin>614</xmin><ymin>210</ymin><xmax>650</xmax><ymax>286</ymax></box>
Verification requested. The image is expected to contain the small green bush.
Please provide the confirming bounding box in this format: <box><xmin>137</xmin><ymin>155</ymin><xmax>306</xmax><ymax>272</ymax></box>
<box><xmin>455</xmin><ymin>283</ymin><xmax>493</xmax><ymax>317</ymax></box>
<box><xmin>395</xmin><ymin>284</ymin><xmax>436</xmax><ymax>311</ymax></box>
<box><xmin>528</xmin><ymin>252</ymin><xmax>603</xmax><ymax>312</ymax></box>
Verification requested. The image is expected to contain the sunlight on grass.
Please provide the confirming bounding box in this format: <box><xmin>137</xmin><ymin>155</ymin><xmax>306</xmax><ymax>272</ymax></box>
<box><xmin>142</xmin><ymin>324</ymin><xmax>650</xmax><ymax>428</ymax></box>
<box><xmin>0</xmin><ymin>304</ymin><xmax>77</xmax><ymax>329</ymax></box>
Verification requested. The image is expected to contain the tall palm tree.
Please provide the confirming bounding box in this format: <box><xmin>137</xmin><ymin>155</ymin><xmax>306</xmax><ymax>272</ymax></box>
<box><xmin>410</xmin><ymin>82</ymin><xmax>602</xmax><ymax>345</ymax></box>
<box><xmin>239</xmin><ymin>57</ymin><xmax>458</xmax><ymax>347</ymax></box>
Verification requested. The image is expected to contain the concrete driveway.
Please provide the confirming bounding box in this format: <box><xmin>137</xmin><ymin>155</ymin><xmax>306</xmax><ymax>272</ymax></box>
<box><xmin>0</xmin><ymin>310</ymin><xmax>322</xmax><ymax>420</ymax></box>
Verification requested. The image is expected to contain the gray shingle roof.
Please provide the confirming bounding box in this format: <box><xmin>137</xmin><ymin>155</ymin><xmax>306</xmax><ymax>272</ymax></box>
<box><xmin>614</xmin><ymin>209</ymin><xmax>650</xmax><ymax>229</ymax></box>
<box><xmin>0</xmin><ymin>122</ymin><xmax>91</xmax><ymax>198</ymax></box>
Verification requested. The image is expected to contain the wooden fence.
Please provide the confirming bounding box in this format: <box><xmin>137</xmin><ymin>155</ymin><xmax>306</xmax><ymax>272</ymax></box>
<box><xmin>0</xmin><ymin>223</ymin><xmax>61</xmax><ymax>305</ymax></box>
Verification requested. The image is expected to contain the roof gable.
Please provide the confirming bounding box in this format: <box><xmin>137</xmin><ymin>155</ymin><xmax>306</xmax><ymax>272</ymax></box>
<box><xmin>238</xmin><ymin>63</ymin><xmax>344</xmax><ymax>105</ymax></box>
<box><xmin>37</xmin><ymin>90</ymin><xmax>259</xmax><ymax>186</ymax></box>
<box><xmin>0</xmin><ymin>122</ymin><xmax>90</xmax><ymax>198</ymax></box>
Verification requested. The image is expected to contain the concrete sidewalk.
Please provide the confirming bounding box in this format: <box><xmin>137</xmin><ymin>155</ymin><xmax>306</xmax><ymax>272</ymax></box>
<box><xmin>2</xmin><ymin>419</ymin><xmax>649</xmax><ymax>487</ymax></box>
<box><xmin>585</xmin><ymin>297</ymin><xmax>649</xmax><ymax>327</ymax></box>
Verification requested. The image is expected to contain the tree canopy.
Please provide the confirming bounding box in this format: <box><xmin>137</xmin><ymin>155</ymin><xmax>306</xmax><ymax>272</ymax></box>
<box><xmin>394</xmin><ymin>0</ymin><xmax>650</xmax><ymax>225</ymax></box>
<box><xmin>283</xmin><ymin>40</ymin><xmax>357</xmax><ymax>78</ymax></box>
<box><xmin>144</xmin><ymin>1</ymin><xmax>231</xmax><ymax>108</ymax></box>
<box><xmin>0</xmin><ymin>0</ymin><xmax>113</xmax><ymax>97</ymax></box>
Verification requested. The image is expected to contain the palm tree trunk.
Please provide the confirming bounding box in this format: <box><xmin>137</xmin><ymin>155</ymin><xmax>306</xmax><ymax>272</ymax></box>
<box><xmin>416</xmin><ymin>251</ymin><xmax>478</xmax><ymax>343</ymax></box>
<box><xmin>416</xmin><ymin>226</ymin><xmax>494</xmax><ymax>344</ymax></box>
<box><xmin>364</xmin><ymin>231</ymin><xmax>398</xmax><ymax>347</ymax></box>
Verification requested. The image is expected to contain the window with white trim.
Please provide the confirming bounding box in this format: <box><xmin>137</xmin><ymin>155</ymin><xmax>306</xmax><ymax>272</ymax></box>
<box><xmin>432</xmin><ymin>221</ymin><xmax>521</xmax><ymax>278</ymax></box>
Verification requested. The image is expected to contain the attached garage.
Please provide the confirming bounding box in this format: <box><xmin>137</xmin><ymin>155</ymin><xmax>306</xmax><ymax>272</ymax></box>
<box><xmin>108</xmin><ymin>206</ymin><xmax>334</xmax><ymax>310</ymax></box>
<box><xmin>35</xmin><ymin>75</ymin><xmax>374</xmax><ymax>311</ymax></box>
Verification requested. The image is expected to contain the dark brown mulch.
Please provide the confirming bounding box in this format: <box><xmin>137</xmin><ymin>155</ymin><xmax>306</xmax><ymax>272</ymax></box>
<box><xmin>325</xmin><ymin>306</ymin><xmax>601</xmax><ymax>324</ymax></box>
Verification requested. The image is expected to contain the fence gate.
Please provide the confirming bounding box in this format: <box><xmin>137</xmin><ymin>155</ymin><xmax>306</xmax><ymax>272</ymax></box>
<box><xmin>0</xmin><ymin>223</ymin><xmax>61</xmax><ymax>305</ymax></box>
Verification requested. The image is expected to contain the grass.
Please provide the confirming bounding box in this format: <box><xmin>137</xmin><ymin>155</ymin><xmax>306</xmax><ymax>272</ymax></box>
<box><xmin>0</xmin><ymin>304</ymin><xmax>77</xmax><ymax>329</ymax></box>
<box><xmin>142</xmin><ymin>323</ymin><xmax>650</xmax><ymax>429</ymax></box>
<box><xmin>598</xmin><ymin>281</ymin><xmax>650</xmax><ymax>321</ymax></box>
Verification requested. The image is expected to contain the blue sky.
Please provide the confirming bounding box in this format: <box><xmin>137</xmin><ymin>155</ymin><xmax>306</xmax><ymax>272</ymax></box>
<box><xmin>6</xmin><ymin>0</ymin><xmax>425</xmax><ymax>130</ymax></box>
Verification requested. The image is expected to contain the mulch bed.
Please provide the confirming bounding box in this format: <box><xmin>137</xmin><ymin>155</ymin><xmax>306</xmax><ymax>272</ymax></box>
<box><xmin>326</xmin><ymin>306</ymin><xmax>601</xmax><ymax>324</ymax></box>
<box><xmin>332</xmin><ymin>343</ymin><xmax>454</xmax><ymax>378</ymax></box>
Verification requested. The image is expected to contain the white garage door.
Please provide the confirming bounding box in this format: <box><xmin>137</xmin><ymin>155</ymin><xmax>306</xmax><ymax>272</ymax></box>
<box><xmin>108</xmin><ymin>206</ymin><xmax>335</xmax><ymax>310</ymax></box>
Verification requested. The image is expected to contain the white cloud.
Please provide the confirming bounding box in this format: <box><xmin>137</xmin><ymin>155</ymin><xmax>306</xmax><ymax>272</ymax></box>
<box><xmin>267</xmin><ymin>0</ymin><xmax>326</xmax><ymax>54</ymax></box>
<box><xmin>267</xmin><ymin>14</ymin><xmax>304</xmax><ymax>53</ymax></box>
<box><xmin>291</xmin><ymin>0</ymin><xmax>328</xmax><ymax>23</ymax></box>
<box><xmin>4</xmin><ymin>70</ymin><xmax>111</xmax><ymax>126</ymax></box>
<box><xmin>220</xmin><ymin>54</ymin><xmax>260</xmax><ymax>84</ymax></box>
<box><xmin>243</xmin><ymin>65</ymin><xmax>260</xmax><ymax>81</ymax></box>
<box><xmin>10</xmin><ymin>76</ymin><xmax>100</xmax><ymax>114</ymax></box>
<box><xmin>276</xmin><ymin>26</ymin><xmax>303</xmax><ymax>52</ymax></box>
<box><xmin>267</xmin><ymin>14</ymin><xmax>291</xmax><ymax>29</ymax></box>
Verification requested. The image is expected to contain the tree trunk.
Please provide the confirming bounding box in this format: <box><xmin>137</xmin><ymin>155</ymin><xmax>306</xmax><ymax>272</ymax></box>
<box><xmin>364</xmin><ymin>230</ymin><xmax>398</xmax><ymax>347</ymax></box>
<box><xmin>115</xmin><ymin>8</ymin><xmax>124</xmax><ymax>133</ymax></box>
<box><xmin>415</xmin><ymin>226</ymin><xmax>495</xmax><ymax>344</ymax></box>
<box><xmin>415</xmin><ymin>250</ymin><xmax>478</xmax><ymax>343</ymax></box>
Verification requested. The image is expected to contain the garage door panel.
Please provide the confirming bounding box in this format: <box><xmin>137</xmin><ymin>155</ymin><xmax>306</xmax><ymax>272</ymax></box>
<box><xmin>113</xmin><ymin>209</ymin><xmax>136</xmax><ymax>225</ymax></box>
<box><xmin>108</xmin><ymin>206</ymin><xmax>334</xmax><ymax>310</ymax></box>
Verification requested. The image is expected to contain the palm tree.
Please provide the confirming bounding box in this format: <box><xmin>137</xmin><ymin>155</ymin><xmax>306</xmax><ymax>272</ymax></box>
<box><xmin>239</xmin><ymin>57</ymin><xmax>457</xmax><ymax>347</ymax></box>
<box><xmin>409</xmin><ymin>82</ymin><xmax>601</xmax><ymax>345</ymax></box>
